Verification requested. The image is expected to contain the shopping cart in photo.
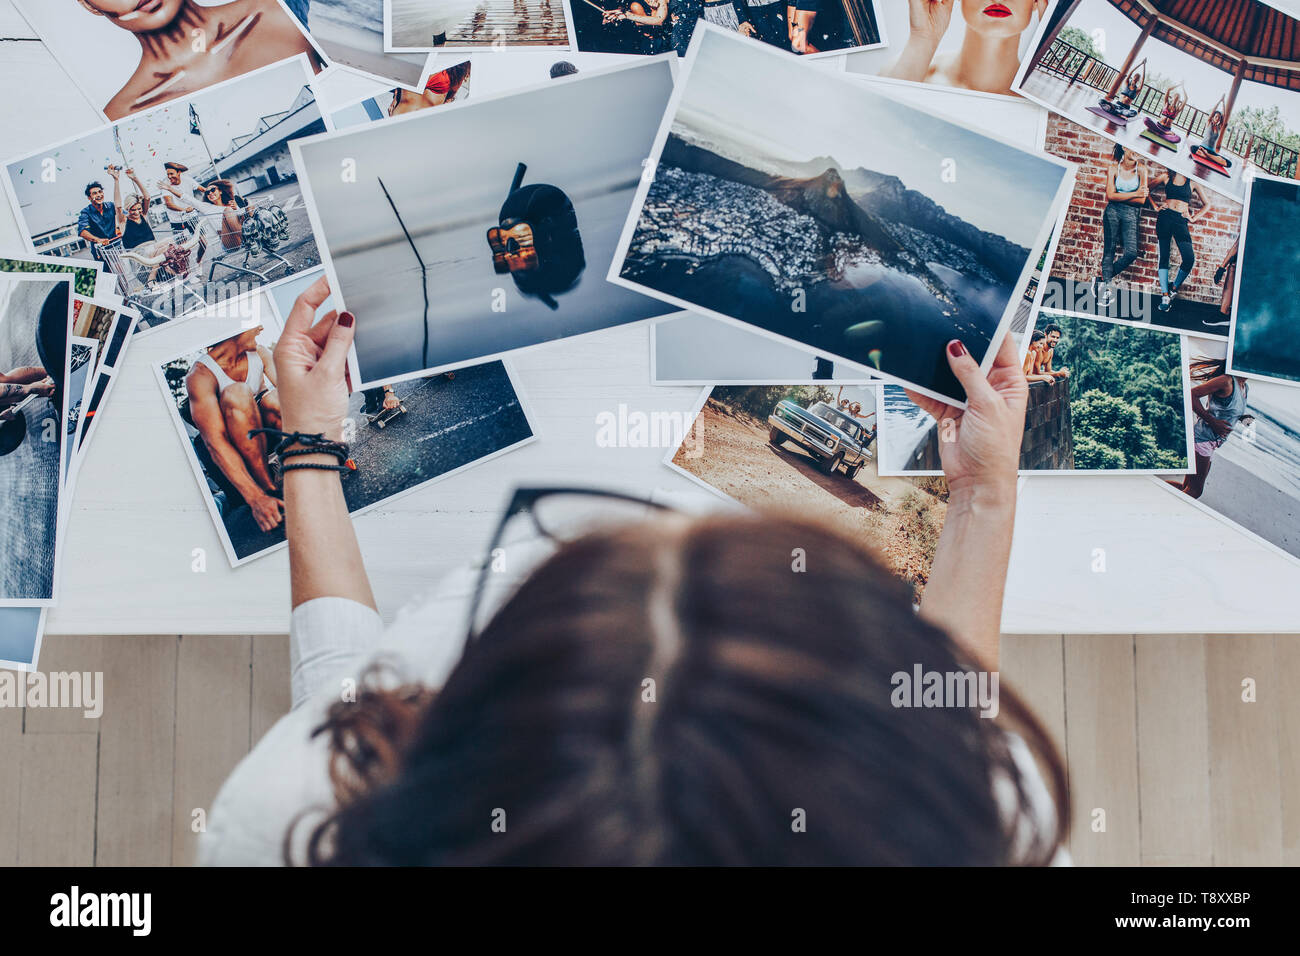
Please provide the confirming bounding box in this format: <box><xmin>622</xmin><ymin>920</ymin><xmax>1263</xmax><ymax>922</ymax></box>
<box><xmin>97</xmin><ymin>232</ymin><xmax>208</xmax><ymax>325</ymax></box>
<box><xmin>200</xmin><ymin>198</ymin><xmax>293</xmax><ymax>285</ymax></box>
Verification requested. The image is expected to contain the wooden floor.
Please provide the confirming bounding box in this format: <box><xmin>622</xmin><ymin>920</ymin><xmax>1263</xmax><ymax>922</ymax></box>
<box><xmin>1</xmin><ymin>632</ymin><xmax>1297</xmax><ymax>865</ymax></box>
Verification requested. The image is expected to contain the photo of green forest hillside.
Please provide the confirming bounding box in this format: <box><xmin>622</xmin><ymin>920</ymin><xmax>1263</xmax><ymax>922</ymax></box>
<box><xmin>1046</xmin><ymin>312</ymin><xmax>1190</xmax><ymax>470</ymax></box>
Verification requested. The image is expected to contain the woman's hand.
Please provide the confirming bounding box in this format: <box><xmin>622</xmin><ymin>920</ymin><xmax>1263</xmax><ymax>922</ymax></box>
<box><xmin>272</xmin><ymin>275</ymin><xmax>355</xmax><ymax>441</ymax></box>
<box><xmin>907</xmin><ymin>0</ymin><xmax>956</xmax><ymax>45</ymax></box>
<box><xmin>1207</xmin><ymin>415</ymin><xmax>1232</xmax><ymax>439</ymax></box>
<box><xmin>905</xmin><ymin>333</ymin><xmax>1028</xmax><ymax>503</ymax></box>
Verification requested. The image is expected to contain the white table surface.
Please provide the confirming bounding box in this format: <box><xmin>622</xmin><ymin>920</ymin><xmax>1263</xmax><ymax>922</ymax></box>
<box><xmin>3</xmin><ymin>0</ymin><xmax>1298</xmax><ymax>635</ymax></box>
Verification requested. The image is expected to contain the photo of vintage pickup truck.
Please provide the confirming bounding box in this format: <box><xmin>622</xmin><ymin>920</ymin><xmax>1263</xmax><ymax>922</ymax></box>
<box><xmin>768</xmin><ymin>398</ymin><xmax>875</xmax><ymax>479</ymax></box>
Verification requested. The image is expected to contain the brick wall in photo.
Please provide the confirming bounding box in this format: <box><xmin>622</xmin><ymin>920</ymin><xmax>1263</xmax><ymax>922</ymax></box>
<box><xmin>1045</xmin><ymin>114</ymin><xmax>1242</xmax><ymax>306</ymax></box>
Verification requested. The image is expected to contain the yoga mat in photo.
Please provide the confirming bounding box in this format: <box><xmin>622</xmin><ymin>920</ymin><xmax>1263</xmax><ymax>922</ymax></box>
<box><xmin>1038</xmin><ymin>113</ymin><xmax>1242</xmax><ymax>339</ymax></box>
<box><xmin>845</xmin><ymin>0</ymin><xmax>1055</xmax><ymax>97</ymax></box>
<box><xmin>878</xmin><ymin>310</ymin><xmax>1195</xmax><ymax>475</ymax></box>
<box><xmin>610</xmin><ymin>25</ymin><xmax>1074</xmax><ymax>407</ymax></box>
<box><xmin>1227</xmin><ymin>174</ymin><xmax>1300</xmax><ymax>386</ymax></box>
<box><xmin>568</xmin><ymin>0</ymin><xmax>886</xmax><ymax>60</ymax></box>
<box><xmin>0</xmin><ymin>607</ymin><xmax>47</xmax><ymax>673</ymax></box>
<box><xmin>664</xmin><ymin>383</ymin><xmax>957</xmax><ymax>597</ymax></box>
<box><xmin>652</xmin><ymin>311</ymin><xmax>877</xmax><ymax>384</ymax></box>
<box><xmin>1160</xmin><ymin>336</ymin><xmax>1300</xmax><ymax>569</ymax></box>
<box><xmin>157</xmin><ymin>303</ymin><xmax>539</xmax><ymax>566</ymax></box>
<box><xmin>2</xmin><ymin>56</ymin><xmax>328</xmax><ymax>336</ymax></box>
<box><xmin>385</xmin><ymin>0</ymin><xmax>575</xmax><ymax>51</ymax></box>
<box><xmin>293</xmin><ymin>0</ymin><xmax>434</xmax><ymax>89</ymax></box>
<box><xmin>328</xmin><ymin>60</ymin><xmax>473</xmax><ymax>128</ymax></box>
<box><xmin>292</xmin><ymin>56</ymin><xmax>678</xmax><ymax>388</ymax></box>
<box><xmin>1011</xmin><ymin>0</ymin><xmax>1300</xmax><ymax>203</ymax></box>
<box><xmin>12</xmin><ymin>0</ymin><xmax>327</xmax><ymax>123</ymax></box>
<box><xmin>0</xmin><ymin>275</ymin><xmax>75</xmax><ymax>607</ymax></box>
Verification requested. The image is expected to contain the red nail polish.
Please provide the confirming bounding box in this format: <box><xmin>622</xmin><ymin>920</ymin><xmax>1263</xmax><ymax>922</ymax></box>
<box><xmin>948</xmin><ymin>340</ymin><xmax>966</xmax><ymax>358</ymax></box>
<box><xmin>339</xmin><ymin>312</ymin><xmax>354</xmax><ymax>328</ymax></box>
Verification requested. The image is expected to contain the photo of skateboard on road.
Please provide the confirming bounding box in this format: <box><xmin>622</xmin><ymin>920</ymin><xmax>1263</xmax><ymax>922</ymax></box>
<box><xmin>158</xmin><ymin>275</ymin><xmax>537</xmax><ymax>565</ymax></box>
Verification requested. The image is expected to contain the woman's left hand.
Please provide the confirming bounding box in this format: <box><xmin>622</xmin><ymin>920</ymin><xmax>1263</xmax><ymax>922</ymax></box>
<box><xmin>905</xmin><ymin>332</ymin><xmax>1028</xmax><ymax>501</ymax></box>
<box><xmin>273</xmin><ymin>275</ymin><xmax>354</xmax><ymax>441</ymax></box>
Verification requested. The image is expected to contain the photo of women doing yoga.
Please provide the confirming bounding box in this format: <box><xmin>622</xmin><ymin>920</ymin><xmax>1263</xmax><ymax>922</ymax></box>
<box><xmin>1014</xmin><ymin>0</ymin><xmax>1300</xmax><ymax>201</ymax></box>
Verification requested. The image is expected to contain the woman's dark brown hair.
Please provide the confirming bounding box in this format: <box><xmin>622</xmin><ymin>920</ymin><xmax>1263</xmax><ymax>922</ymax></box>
<box><xmin>444</xmin><ymin>61</ymin><xmax>471</xmax><ymax>100</ymax></box>
<box><xmin>1190</xmin><ymin>357</ymin><xmax>1229</xmax><ymax>382</ymax></box>
<box><xmin>205</xmin><ymin>179</ymin><xmax>237</xmax><ymax>206</ymax></box>
<box><xmin>298</xmin><ymin>513</ymin><xmax>1068</xmax><ymax>865</ymax></box>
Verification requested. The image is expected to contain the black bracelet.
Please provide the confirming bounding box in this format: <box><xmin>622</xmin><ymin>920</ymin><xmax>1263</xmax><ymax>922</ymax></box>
<box><xmin>282</xmin><ymin>460</ymin><xmax>354</xmax><ymax>475</ymax></box>
<box><xmin>248</xmin><ymin>428</ymin><xmax>355</xmax><ymax>475</ymax></box>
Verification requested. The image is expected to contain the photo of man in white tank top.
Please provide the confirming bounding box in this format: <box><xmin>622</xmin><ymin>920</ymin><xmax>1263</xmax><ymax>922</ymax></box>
<box><xmin>182</xmin><ymin>325</ymin><xmax>285</xmax><ymax>534</ymax></box>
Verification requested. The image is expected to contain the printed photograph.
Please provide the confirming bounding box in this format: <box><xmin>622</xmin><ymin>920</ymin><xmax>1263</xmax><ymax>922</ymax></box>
<box><xmin>1040</xmin><ymin>113</ymin><xmax>1241</xmax><ymax>338</ymax></box>
<box><xmin>385</xmin><ymin>0</ymin><xmax>573</xmax><ymax>50</ymax></box>
<box><xmin>72</xmin><ymin>297</ymin><xmax>121</xmax><ymax>365</ymax></box>
<box><xmin>3</xmin><ymin>57</ymin><xmax>326</xmax><ymax>332</ymax></box>
<box><xmin>458</xmin><ymin>51</ymin><xmax>633</xmax><ymax>96</ymax></box>
<box><xmin>0</xmin><ymin>257</ymin><xmax>99</xmax><ymax>298</ymax></box>
<box><xmin>847</xmin><ymin>0</ymin><xmax>1054</xmax><ymax>96</ymax></box>
<box><xmin>1227</xmin><ymin>174</ymin><xmax>1300</xmax><ymax>385</ymax></box>
<box><xmin>12</xmin><ymin>0</ymin><xmax>325</xmax><ymax>122</ymax></box>
<box><xmin>164</xmin><ymin>282</ymin><xmax>537</xmax><ymax>564</ymax></box>
<box><xmin>1164</xmin><ymin>336</ymin><xmax>1300</xmax><ymax>567</ymax></box>
<box><xmin>667</xmin><ymin>383</ymin><xmax>953</xmax><ymax>595</ymax></box>
<box><xmin>653</xmin><ymin>311</ymin><xmax>876</xmax><ymax>384</ymax></box>
<box><xmin>612</xmin><ymin>26</ymin><xmax>1073</xmax><ymax>405</ymax></box>
<box><xmin>75</xmin><ymin>305</ymin><xmax>139</xmax><ymax>458</ymax></box>
<box><xmin>0</xmin><ymin>607</ymin><xmax>45</xmax><ymax>672</ymax></box>
<box><xmin>1013</xmin><ymin>0</ymin><xmax>1300</xmax><ymax>201</ymax></box>
<box><xmin>0</xmin><ymin>276</ymin><xmax>74</xmax><ymax>605</ymax></box>
<box><xmin>879</xmin><ymin>309</ymin><xmax>1193</xmax><ymax>474</ymax></box>
<box><xmin>289</xmin><ymin>0</ymin><xmax>432</xmax><ymax>88</ymax></box>
<box><xmin>569</xmin><ymin>0</ymin><xmax>884</xmax><ymax>58</ymax></box>
<box><xmin>64</xmin><ymin>338</ymin><xmax>98</xmax><ymax>484</ymax></box>
<box><xmin>330</xmin><ymin>61</ymin><xmax>473</xmax><ymax>127</ymax></box>
<box><xmin>293</xmin><ymin>57</ymin><xmax>677</xmax><ymax>387</ymax></box>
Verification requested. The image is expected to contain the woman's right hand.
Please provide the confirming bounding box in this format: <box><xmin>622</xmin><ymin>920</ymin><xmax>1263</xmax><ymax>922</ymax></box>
<box><xmin>907</xmin><ymin>0</ymin><xmax>956</xmax><ymax>44</ymax></box>
<box><xmin>905</xmin><ymin>333</ymin><xmax>1028</xmax><ymax>503</ymax></box>
<box><xmin>273</xmin><ymin>275</ymin><xmax>354</xmax><ymax>442</ymax></box>
<box><xmin>1208</xmin><ymin>415</ymin><xmax>1233</xmax><ymax>439</ymax></box>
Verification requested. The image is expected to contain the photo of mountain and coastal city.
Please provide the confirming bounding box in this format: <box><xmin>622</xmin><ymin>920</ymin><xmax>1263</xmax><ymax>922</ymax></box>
<box><xmin>617</xmin><ymin>27</ymin><xmax>1072</xmax><ymax>402</ymax></box>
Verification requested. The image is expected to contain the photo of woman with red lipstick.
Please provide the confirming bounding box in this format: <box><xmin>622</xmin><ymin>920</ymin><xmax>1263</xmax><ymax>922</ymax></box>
<box><xmin>848</xmin><ymin>0</ymin><xmax>1053</xmax><ymax>97</ymax></box>
<box><xmin>16</xmin><ymin>0</ymin><xmax>325</xmax><ymax>121</ymax></box>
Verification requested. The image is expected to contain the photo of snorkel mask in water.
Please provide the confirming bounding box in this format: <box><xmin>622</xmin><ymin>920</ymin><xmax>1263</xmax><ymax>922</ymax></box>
<box><xmin>486</xmin><ymin>163</ymin><xmax>585</xmax><ymax>310</ymax></box>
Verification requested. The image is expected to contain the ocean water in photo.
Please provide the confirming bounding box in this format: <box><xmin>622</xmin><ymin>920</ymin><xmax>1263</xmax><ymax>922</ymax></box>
<box><xmin>1202</xmin><ymin>382</ymin><xmax>1300</xmax><ymax>560</ymax></box>
<box><xmin>341</xmin><ymin>187</ymin><xmax>664</xmax><ymax>383</ymax></box>
<box><xmin>313</xmin><ymin>0</ymin><xmax>383</xmax><ymax>35</ymax></box>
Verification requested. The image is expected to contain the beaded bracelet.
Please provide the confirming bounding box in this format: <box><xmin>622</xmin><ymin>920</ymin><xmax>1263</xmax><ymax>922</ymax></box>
<box><xmin>248</xmin><ymin>428</ymin><xmax>356</xmax><ymax>476</ymax></box>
